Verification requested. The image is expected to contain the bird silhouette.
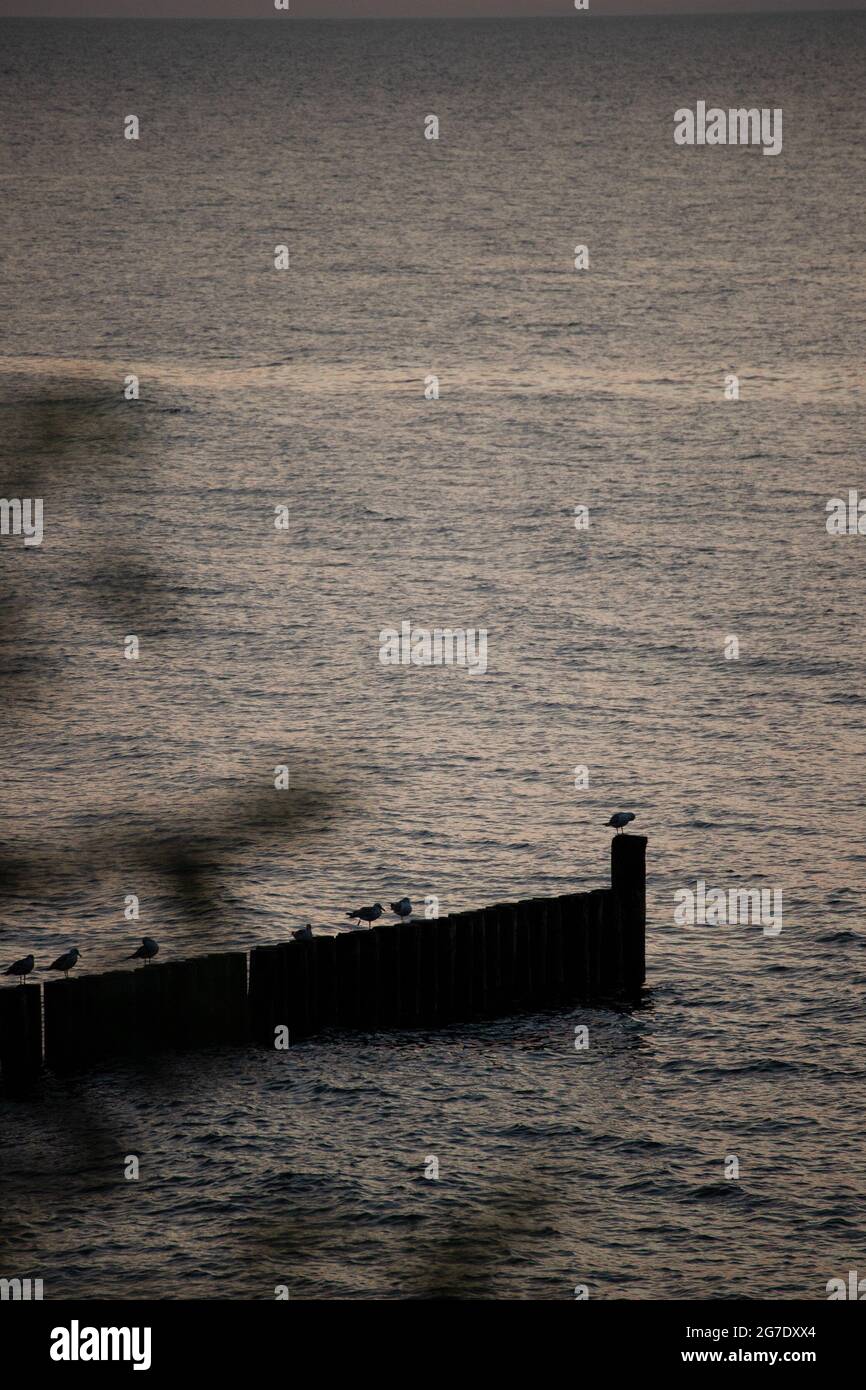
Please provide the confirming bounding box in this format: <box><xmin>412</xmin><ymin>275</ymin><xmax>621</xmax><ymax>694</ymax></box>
<box><xmin>346</xmin><ymin>903</ymin><xmax>383</xmax><ymax>927</ymax></box>
<box><xmin>46</xmin><ymin>947</ymin><xmax>82</xmax><ymax>978</ymax></box>
<box><xmin>390</xmin><ymin>897</ymin><xmax>412</xmax><ymax>921</ymax></box>
<box><xmin>125</xmin><ymin>937</ymin><xmax>159</xmax><ymax>964</ymax></box>
<box><xmin>3</xmin><ymin>953</ymin><xmax>35</xmax><ymax>983</ymax></box>
<box><xmin>605</xmin><ymin>812</ymin><xmax>636</xmax><ymax>834</ymax></box>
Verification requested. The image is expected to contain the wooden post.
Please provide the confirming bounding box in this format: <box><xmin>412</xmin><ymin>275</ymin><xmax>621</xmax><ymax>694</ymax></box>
<box><xmin>545</xmin><ymin>897</ymin><xmax>566</xmax><ymax>1005</ymax></box>
<box><xmin>479</xmin><ymin>907</ymin><xmax>501</xmax><ymax>1014</ymax></box>
<box><xmin>131</xmin><ymin>961</ymin><xmax>165</xmax><ymax>1056</ymax></box>
<box><xmin>304</xmin><ymin>940</ymin><xmax>319</xmax><ymax>1036</ymax></box>
<box><xmin>585</xmin><ymin>889</ymin><xmax>605</xmax><ymax>997</ymax></box>
<box><xmin>200</xmin><ymin>952</ymin><xmax>248</xmax><ymax>1047</ymax></box>
<box><xmin>41</xmin><ymin>973</ymin><xmax>99</xmax><ymax>1067</ymax></box>
<box><xmin>526</xmin><ymin>899</ymin><xmax>549</xmax><ymax>1008</ymax></box>
<box><xmin>513</xmin><ymin>901</ymin><xmax>534</xmax><ymax>1008</ymax></box>
<box><xmin>418</xmin><ymin>922</ymin><xmax>439</xmax><ymax>1025</ymax></box>
<box><xmin>357</xmin><ymin>928</ymin><xmax>379</xmax><ymax>1030</ymax></box>
<box><xmin>69</xmin><ymin>970</ymin><xmax>137</xmax><ymax>1065</ymax></box>
<box><xmin>288</xmin><ymin>940</ymin><xmax>313</xmax><ymax>1039</ymax></box>
<box><xmin>248</xmin><ymin>944</ymin><xmax>290</xmax><ymax>1047</ymax></box>
<box><xmin>449</xmin><ymin>911</ymin><xmax>474</xmax><ymax>1020</ymax></box>
<box><xmin>471</xmin><ymin>908</ymin><xmax>489</xmax><ymax>1014</ymax></box>
<box><xmin>97</xmin><ymin>970</ymin><xmax>138</xmax><ymax>1059</ymax></box>
<box><xmin>44</xmin><ymin>977</ymin><xmax>88</xmax><ymax>1073</ymax></box>
<box><xmin>161</xmin><ymin>960</ymin><xmax>197</xmax><ymax>1049</ymax></box>
<box><xmin>611</xmin><ymin>833</ymin><xmax>647</xmax><ymax>996</ymax></box>
<box><xmin>373</xmin><ymin>923</ymin><xmax>401</xmax><ymax>1027</ymax></box>
<box><xmin>335</xmin><ymin>930</ymin><xmax>361</xmax><ymax>1029</ymax></box>
<box><xmin>600</xmin><ymin>891</ymin><xmax>625</xmax><ymax>998</ymax></box>
<box><xmin>495</xmin><ymin>903</ymin><xmax>517</xmax><ymax>1013</ymax></box>
<box><xmin>399</xmin><ymin>920</ymin><xmax>422</xmax><ymax>1026</ymax></box>
<box><xmin>226</xmin><ymin>951</ymin><xmax>251</xmax><ymax>1045</ymax></box>
<box><xmin>314</xmin><ymin>935</ymin><xmax>337</xmax><ymax>1029</ymax></box>
<box><xmin>559</xmin><ymin>892</ymin><xmax>589</xmax><ymax>1001</ymax></box>
<box><xmin>181</xmin><ymin>959</ymin><xmax>214</xmax><ymax>1049</ymax></box>
<box><xmin>435</xmin><ymin>918</ymin><xmax>455</xmax><ymax>1024</ymax></box>
<box><xmin>0</xmin><ymin>983</ymin><xmax>42</xmax><ymax>1091</ymax></box>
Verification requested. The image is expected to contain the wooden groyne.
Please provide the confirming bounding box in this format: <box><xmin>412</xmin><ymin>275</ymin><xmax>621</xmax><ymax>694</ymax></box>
<box><xmin>0</xmin><ymin>836</ymin><xmax>646</xmax><ymax>1091</ymax></box>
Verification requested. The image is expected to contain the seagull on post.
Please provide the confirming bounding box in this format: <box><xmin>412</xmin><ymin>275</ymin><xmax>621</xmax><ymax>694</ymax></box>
<box><xmin>390</xmin><ymin>898</ymin><xmax>412</xmax><ymax>921</ymax></box>
<box><xmin>293</xmin><ymin>925</ymin><xmax>313</xmax><ymax>942</ymax></box>
<box><xmin>125</xmin><ymin>937</ymin><xmax>159</xmax><ymax>964</ymax></box>
<box><xmin>605</xmin><ymin>812</ymin><xmax>636</xmax><ymax>834</ymax></box>
<box><xmin>46</xmin><ymin>948</ymin><xmax>82</xmax><ymax>978</ymax></box>
<box><xmin>346</xmin><ymin>903</ymin><xmax>383</xmax><ymax>928</ymax></box>
<box><xmin>3</xmin><ymin>954</ymin><xmax>35</xmax><ymax>984</ymax></box>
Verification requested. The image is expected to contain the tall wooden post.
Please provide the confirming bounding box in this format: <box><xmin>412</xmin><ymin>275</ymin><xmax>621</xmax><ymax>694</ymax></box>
<box><xmin>611</xmin><ymin>833</ymin><xmax>647</xmax><ymax>997</ymax></box>
<box><xmin>0</xmin><ymin>983</ymin><xmax>42</xmax><ymax>1092</ymax></box>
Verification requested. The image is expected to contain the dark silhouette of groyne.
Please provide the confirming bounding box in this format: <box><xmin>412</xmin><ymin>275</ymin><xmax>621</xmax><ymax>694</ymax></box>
<box><xmin>0</xmin><ymin>836</ymin><xmax>646</xmax><ymax>1092</ymax></box>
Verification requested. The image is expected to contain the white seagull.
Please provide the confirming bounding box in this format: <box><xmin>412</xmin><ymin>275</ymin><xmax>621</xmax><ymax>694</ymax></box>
<box><xmin>125</xmin><ymin>937</ymin><xmax>159</xmax><ymax>964</ymax></box>
<box><xmin>346</xmin><ymin>903</ymin><xmax>383</xmax><ymax>927</ymax></box>
<box><xmin>3</xmin><ymin>953</ymin><xmax>35</xmax><ymax>984</ymax></box>
<box><xmin>390</xmin><ymin>898</ymin><xmax>412</xmax><ymax>921</ymax></box>
<box><xmin>605</xmin><ymin>812</ymin><xmax>636</xmax><ymax>834</ymax></box>
<box><xmin>46</xmin><ymin>947</ymin><xmax>82</xmax><ymax>978</ymax></box>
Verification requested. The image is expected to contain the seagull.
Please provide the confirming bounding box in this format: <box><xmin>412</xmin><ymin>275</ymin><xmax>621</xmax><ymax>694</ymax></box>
<box><xmin>3</xmin><ymin>953</ymin><xmax>35</xmax><ymax>984</ymax></box>
<box><xmin>605</xmin><ymin>812</ymin><xmax>636</xmax><ymax>834</ymax></box>
<box><xmin>346</xmin><ymin>903</ymin><xmax>383</xmax><ymax>927</ymax></box>
<box><xmin>293</xmin><ymin>924</ymin><xmax>313</xmax><ymax>942</ymax></box>
<box><xmin>390</xmin><ymin>897</ymin><xmax>412</xmax><ymax>921</ymax></box>
<box><xmin>125</xmin><ymin>936</ymin><xmax>159</xmax><ymax>964</ymax></box>
<box><xmin>46</xmin><ymin>947</ymin><xmax>82</xmax><ymax>978</ymax></box>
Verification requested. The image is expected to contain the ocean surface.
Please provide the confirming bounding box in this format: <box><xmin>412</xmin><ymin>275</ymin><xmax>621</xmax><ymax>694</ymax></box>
<box><xmin>0</xmin><ymin>11</ymin><xmax>864</xmax><ymax>1299</ymax></box>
